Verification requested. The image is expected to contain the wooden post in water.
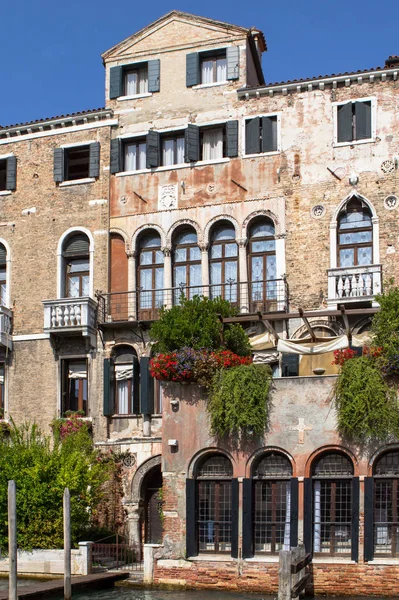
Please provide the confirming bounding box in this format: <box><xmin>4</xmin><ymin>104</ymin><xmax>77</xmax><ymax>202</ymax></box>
<box><xmin>8</xmin><ymin>480</ymin><xmax>17</xmax><ymax>600</ymax></box>
<box><xmin>64</xmin><ymin>488</ymin><xmax>71</xmax><ymax>600</ymax></box>
<box><xmin>278</xmin><ymin>549</ymin><xmax>291</xmax><ymax>600</ymax></box>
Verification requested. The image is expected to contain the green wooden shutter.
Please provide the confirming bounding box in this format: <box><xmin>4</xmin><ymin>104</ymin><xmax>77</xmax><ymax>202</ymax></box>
<box><xmin>364</xmin><ymin>477</ymin><xmax>374</xmax><ymax>561</ymax></box>
<box><xmin>355</xmin><ymin>101</ymin><xmax>372</xmax><ymax>140</ymax></box>
<box><xmin>61</xmin><ymin>359</ymin><xmax>68</xmax><ymax>417</ymax></box>
<box><xmin>103</xmin><ymin>358</ymin><xmax>114</xmax><ymax>416</ymax></box>
<box><xmin>242</xmin><ymin>478</ymin><xmax>253</xmax><ymax>558</ymax></box>
<box><xmin>351</xmin><ymin>477</ymin><xmax>360</xmax><ymax>562</ymax></box>
<box><xmin>110</xmin><ymin>139</ymin><xmax>122</xmax><ymax>174</ymax></box>
<box><xmin>186</xmin><ymin>479</ymin><xmax>198</xmax><ymax>557</ymax></box>
<box><xmin>290</xmin><ymin>478</ymin><xmax>299</xmax><ymax>548</ymax></box>
<box><xmin>89</xmin><ymin>142</ymin><xmax>100</xmax><ymax>178</ymax></box>
<box><xmin>110</xmin><ymin>66</ymin><xmax>123</xmax><ymax>99</ymax></box>
<box><xmin>337</xmin><ymin>102</ymin><xmax>353</xmax><ymax>143</ymax></box>
<box><xmin>146</xmin><ymin>131</ymin><xmax>160</xmax><ymax>169</ymax></box>
<box><xmin>185</xmin><ymin>125</ymin><xmax>199</xmax><ymax>162</ymax></box>
<box><xmin>6</xmin><ymin>156</ymin><xmax>17</xmax><ymax>191</ymax></box>
<box><xmin>140</xmin><ymin>356</ymin><xmax>154</xmax><ymax>414</ymax></box>
<box><xmin>186</xmin><ymin>53</ymin><xmax>200</xmax><ymax>87</ymax></box>
<box><xmin>227</xmin><ymin>46</ymin><xmax>239</xmax><ymax>80</ymax></box>
<box><xmin>303</xmin><ymin>477</ymin><xmax>313</xmax><ymax>553</ymax></box>
<box><xmin>226</xmin><ymin>121</ymin><xmax>238</xmax><ymax>158</ymax></box>
<box><xmin>231</xmin><ymin>478</ymin><xmax>239</xmax><ymax>558</ymax></box>
<box><xmin>53</xmin><ymin>148</ymin><xmax>64</xmax><ymax>182</ymax></box>
<box><xmin>132</xmin><ymin>356</ymin><xmax>140</xmax><ymax>414</ymax></box>
<box><xmin>245</xmin><ymin>117</ymin><xmax>260</xmax><ymax>155</ymax></box>
<box><xmin>262</xmin><ymin>116</ymin><xmax>278</xmax><ymax>153</ymax></box>
<box><xmin>148</xmin><ymin>59</ymin><xmax>160</xmax><ymax>93</ymax></box>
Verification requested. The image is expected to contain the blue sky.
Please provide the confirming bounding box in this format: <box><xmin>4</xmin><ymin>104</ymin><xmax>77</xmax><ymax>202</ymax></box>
<box><xmin>1</xmin><ymin>0</ymin><xmax>397</xmax><ymax>126</ymax></box>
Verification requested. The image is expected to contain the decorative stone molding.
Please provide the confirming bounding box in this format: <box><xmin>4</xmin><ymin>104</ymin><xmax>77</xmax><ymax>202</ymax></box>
<box><xmin>203</xmin><ymin>214</ymin><xmax>240</xmax><ymax>245</ymax></box>
<box><xmin>241</xmin><ymin>209</ymin><xmax>282</xmax><ymax>238</ymax></box>
<box><xmin>381</xmin><ymin>159</ymin><xmax>396</xmax><ymax>174</ymax></box>
<box><xmin>384</xmin><ymin>195</ymin><xmax>398</xmax><ymax>210</ymax></box>
<box><xmin>311</xmin><ymin>204</ymin><xmax>326</xmax><ymax>219</ymax></box>
<box><xmin>131</xmin><ymin>224</ymin><xmax>166</xmax><ymax>251</ymax></box>
<box><xmin>158</xmin><ymin>184</ymin><xmax>178</xmax><ymax>210</ymax></box>
<box><xmin>131</xmin><ymin>455</ymin><xmax>162</xmax><ymax>503</ymax></box>
<box><xmin>166</xmin><ymin>219</ymin><xmax>203</xmax><ymax>247</ymax></box>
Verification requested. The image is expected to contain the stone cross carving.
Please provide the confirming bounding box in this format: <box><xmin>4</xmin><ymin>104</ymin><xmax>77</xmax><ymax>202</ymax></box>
<box><xmin>290</xmin><ymin>418</ymin><xmax>313</xmax><ymax>444</ymax></box>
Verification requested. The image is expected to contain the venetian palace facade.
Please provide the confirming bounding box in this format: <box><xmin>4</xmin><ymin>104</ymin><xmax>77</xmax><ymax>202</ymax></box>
<box><xmin>0</xmin><ymin>10</ymin><xmax>399</xmax><ymax>595</ymax></box>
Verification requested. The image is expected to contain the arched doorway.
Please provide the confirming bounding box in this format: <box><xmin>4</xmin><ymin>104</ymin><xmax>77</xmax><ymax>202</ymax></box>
<box><xmin>143</xmin><ymin>465</ymin><xmax>163</xmax><ymax>544</ymax></box>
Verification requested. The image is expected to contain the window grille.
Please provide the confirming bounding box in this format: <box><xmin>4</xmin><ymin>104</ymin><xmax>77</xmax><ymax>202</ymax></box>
<box><xmin>253</xmin><ymin>452</ymin><xmax>292</xmax><ymax>478</ymax></box>
<box><xmin>374</xmin><ymin>451</ymin><xmax>399</xmax><ymax>556</ymax></box>
<box><xmin>197</xmin><ymin>454</ymin><xmax>233</xmax><ymax>479</ymax></box>
<box><xmin>313</xmin><ymin>452</ymin><xmax>353</xmax><ymax>477</ymax></box>
<box><xmin>374</xmin><ymin>451</ymin><xmax>399</xmax><ymax>477</ymax></box>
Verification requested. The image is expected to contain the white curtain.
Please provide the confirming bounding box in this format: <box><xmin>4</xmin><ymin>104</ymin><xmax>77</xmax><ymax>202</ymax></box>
<box><xmin>314</xmin><ymin>481</ymin><xmax>321</xmax><ymax>552</ymax></box>
<box><xmin>201</xmin><ymin>60</ymin><xmax>213</xmax><ymax>84</ymax></box>
<box><xmin>115</xmin><ymin>364</ymin><xmax>133</xmax><ymax>381</ymax></box>
<box><xmin>283</xmin><ymin>483</ymin><xmax>291</xmax><ymax>549</ymax></box>
<box><xmin>125</xmin><ymin>143</ymin><xmax>146</xmax><ymax>171</ymax></box>
<box><xmin>68</xmin><ymin>363</ymin><xmax>87</xmax><ymax>380</ymax></box>
<box><xmin>117</xmin><ymin>380</ymin><xmax>129</xmax><ymax>414</ymax></box>
<box><xmin>202</xmin><ymin>128</ymin><xmax>223</xmax><ymax>160</ymax></box>
<box><xmin>176</xmin><ymin>138</ymin><xmax>185</xmax><ymax>164</ymax></box>
<box><xmin>216</xmin><ymin>58</ymin><xmax>227</xmax><ymax>81</ymax></box>
<box><xmin>125</xmin><ymin>72</ymin><xmax>137</xmax><ymax>95</ymax></box>
<box><xmin>162</xmin><ymin>139</ymin><xmax>174</xmax><ymax>166</ymax></box>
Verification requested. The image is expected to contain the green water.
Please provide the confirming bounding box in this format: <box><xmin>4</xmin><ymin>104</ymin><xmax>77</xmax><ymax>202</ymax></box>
<box><xmin>58</xmin><ymin>590</ymin><xmax>270</xmax><ymax>600</ymax></box>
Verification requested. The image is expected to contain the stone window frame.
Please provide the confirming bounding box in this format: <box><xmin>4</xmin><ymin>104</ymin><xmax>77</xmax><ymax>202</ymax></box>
<box><xmin>58</xmin><ymin>353</ymin><xmax>91</xmax><ymax>419</ymax></box>
<box><xmin>56</xmin><ymin>227</ymin><xmax>95</xmax><ymax>300</ymax></box>
<box><xmin>0</xmin><ymin>238</ymin><xmax>11</xmax><ymax>308</ymax></box>
<box><xmin>332</xmin><ymin>96</ymin><xmax>377</xmax><ymax>148</ymax></box>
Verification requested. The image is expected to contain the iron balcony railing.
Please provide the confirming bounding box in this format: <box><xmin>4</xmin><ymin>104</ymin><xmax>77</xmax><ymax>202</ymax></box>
<box><xmin>97</xmin><ymin>279</ymin><xmax>288</xmax><ymax>324</ymax></box>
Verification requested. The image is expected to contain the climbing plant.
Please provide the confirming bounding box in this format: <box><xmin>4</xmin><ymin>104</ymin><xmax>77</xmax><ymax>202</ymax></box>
<box><xmin>208</xmin><ymin>364</ymin><xmax>272</xmax><ymax>436</ymax></box>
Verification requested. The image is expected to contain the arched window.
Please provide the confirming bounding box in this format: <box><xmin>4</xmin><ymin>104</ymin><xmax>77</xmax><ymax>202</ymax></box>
<box><xmin>248</xmin><ymin>219</ymin><xmax>276</xmax><ymax>312</ymax></box>
<box><xmin>337</xmin><ymin>198</ymin><xmax>372</xmax><ymax>268</ymax></box>
<box><xmin>0</xmin><ymin>244</ymin><xmax>7</xmax><ymax>306</ymax></box>
<box><xmin>196</xmin><ymin>454</ymin><xmax>233</xmax><ymax>553</ymax></box>
<box><xmin>137</xmin><ymin>232</ymin><xmax>164</xmax><ymax>320</ymax></box>
<box><xmin>373</xmin><ymin>450</ymin><xmax>399</xmax><ymax>556</ymax></box>
<box><xmin>62</xmin><ymin>233</ymin><xmax>90</xmax><ymax>298</ymax></box>
<box><xmin>113</xmin><ymin>346</ymin><xmax>139</xmax><ymax>415</ymax></box>
<box><xmin>209</xmin><ymin>224</ymin><xmax>238</xmax><ymax>304</ymax></box>
<box><xmin>252</xmin><ymin>452</ymin><xmax>292</xmax><ymax>554</ymax></box>
<box><xmin>172</xmin><ymin>228</ymin><xmax>201</xmax><ymax>302</ymax></box>
<box><xmin>311</xmin><ymin>452</ymin><xmax>354</xmax><ymax>555</ymax></box>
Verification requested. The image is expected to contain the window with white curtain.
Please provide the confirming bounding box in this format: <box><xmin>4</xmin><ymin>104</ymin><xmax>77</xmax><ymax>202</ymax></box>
<box><xmin>61</xmin><ymin>359</ymin><xmax>88</xmax><ymax>416</ymax></box>
<box><xmin>114</xmin><ymin>348</ymin><xmax>139</xmax><ymax>415</ymax></box>
<box><xmin>0</xmin><ymin>243</ymin><xmax>7</xmax><ymax>307</ymax></box>
<box><xmin>124</xmin><ymin>139</ymin><xmax>146</xmax><ymax>171</ymax></box>
<box><xmin>201</xmin><ymin>127</ymin><xmax>224</xmax><ymax>161</ymax></box>
<box><xmin>124</xmin><ymin>65</ymin><xmax>148</xmax><ymax>95</ymax></box>
<box><xmin>200</xmin><ymin>53</ymin><xmax>227</xmax><ymax>84</ymax></box>
<box><xmin>161</xmin><ymin>134</ymin><xmax>185</xmax><ymax>166</ymax></box>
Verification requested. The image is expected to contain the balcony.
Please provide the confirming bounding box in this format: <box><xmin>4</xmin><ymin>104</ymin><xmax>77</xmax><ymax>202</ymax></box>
<box><xmin>97</xmin><ymin>279</ymin><xmax>288</xmax><ymax>324</ymax></box>
<box><xmin>327</xmin><ymin>264</ymin><xmax>382</xmax><ymax>307</ymax></box>
<box><xmin>0</xmin><ymin>306</ymin><xmax>12</xmax><ymax>350</ymax></box>
<box><xmin>43</xmin><ymin>297</ymin><xmax>97</xmax><ymax>347</ymax></box>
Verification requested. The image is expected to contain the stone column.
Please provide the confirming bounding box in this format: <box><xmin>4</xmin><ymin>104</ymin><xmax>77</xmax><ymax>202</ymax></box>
<box><xmin>143</xmin><ymin>543</ymin><xmax>162</xmax><ymax>584</ymax></box>
<box><xmin>163</xmin><ymin>247</ymin><xmax>172</xmax><ymax>309</ymax></box>
<box><xmin>199</xmin><ymin>244</ymin><xmax>209</xmax><ymax>297</ymax></box>
<box><xmin>238</xmin><ymin>239</ymin><xmax>248</xmax><ymax>313</ymax></box>
<box><xmin>127</xmin><ymin>251</ymin><xmax>137</xmax><ymax>320</ymax></box>
<box><xmin>78</xmin><ymin>541</ymin><xmax>94</xmax><ymax>575</ymax></box>
<box><xmin>124</xmin><ymin>502</ymin><xmax>143</xmax><ymax>560</ymax></box>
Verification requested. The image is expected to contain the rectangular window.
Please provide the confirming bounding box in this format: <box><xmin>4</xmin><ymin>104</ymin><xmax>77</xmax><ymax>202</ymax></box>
<box><xmin>201</xmin><ymin>51</ymin><xmax>227</xmax><ymax>84</ymax></box>
<box><xmin>0</xmin><ymin>161</ymin><xmax>6</xmax><ymax>191</ymax></box>
<box><xmin>123</xmin><ymin>139</ymin><xmax>147</xmax><ymax>171</ymax></box>
<box><xmin>245</xmin><ymin>116</ymin><xmax>279</xmax><ymax>155</ymax></box>
<box><xmin>201</xmin><ymin>126</ymin><xmax>224</xmax><ymax>160</ymax></box>
<box><xmin>124</xmin><ymin>65</ymin><xmax>148</xmax><ymax>95</ymax></box>
<box><xmin>0</xmin><ymin>363</ymin><xmax>4</xmax><ymax>415</ymax></box>
<box><xmin>62</xmin><ymin>359</ymin><xmax>88</xmax><ymax>417</ymax></box>
<box><xmin>65</xmin><ymin>146</ymin><xmax>90</xmax><ymax>181</ymax></box>
<box><xmin>161</xmin><ymin>134</ymin><xmax>185</xmax><ymax>166</ymax></box>
<box><xmin>337</xmin><ymin>100</ymin><xmax>372</xmax><ymax>143</ymax></box>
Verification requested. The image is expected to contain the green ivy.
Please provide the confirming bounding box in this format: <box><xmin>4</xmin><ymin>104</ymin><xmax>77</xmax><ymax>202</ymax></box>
<box><xmin>208</xmin><ymin>364</ymin><xmax>272</xmax><ymax>436</ymax></box>
<box><xmin>372</xmin><ymin>282</ymin><xmax>399</xmax><ymax>374</ymax></box>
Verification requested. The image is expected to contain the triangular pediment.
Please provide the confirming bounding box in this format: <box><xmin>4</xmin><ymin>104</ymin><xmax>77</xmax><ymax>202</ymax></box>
<box><xmin>102</xmin><ymin>11</ymin><xmax>253</xmax><ymax>62</ymax></box>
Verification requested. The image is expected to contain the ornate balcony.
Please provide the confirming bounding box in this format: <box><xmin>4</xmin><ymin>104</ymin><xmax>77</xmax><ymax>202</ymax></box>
<box><xmin>43</xmin><ymin>297</ymin><xmax>97</xmax><ymax>347</ymax></box>
<box><xmin>97</xmin><ymin>279</ymin><xmax>288</xmax><ymax>325</ymax></box>
<box><xmin>327</xmin><ymin>264</ymin><xmax>382</xmax><ymax>307</ymax></box>
<box><xmin>0</xmin><ymin>306</ymin><xmax>12</xmax><ymax>350</ymax></box>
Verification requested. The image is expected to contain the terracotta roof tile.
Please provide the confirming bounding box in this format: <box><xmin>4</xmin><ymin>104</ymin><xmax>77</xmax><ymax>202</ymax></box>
<box><xmin>0</xmin><ymin>107</ymin><xmax>109</xmax><ymax>131</ymax></box>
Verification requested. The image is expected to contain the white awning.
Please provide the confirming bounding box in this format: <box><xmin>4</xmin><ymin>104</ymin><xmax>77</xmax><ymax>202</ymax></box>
<box><xmin>249</xmin><ymin>331</ymin><xmax>276</xmax><ymax>350</ymax></box>
<box><xmin>68</xmin><ymin>362</ymin><xmax>87</xmax><ymax>379</ymax></box>
<box><xmin>115</xmin><ymin>364</ymin><xmax>133</xmax><ymax>381</ymax></box>
<box><xmin>277</xmin><ymin>335</ymin><xmax>349</xmax><ymax>355</ymax></box>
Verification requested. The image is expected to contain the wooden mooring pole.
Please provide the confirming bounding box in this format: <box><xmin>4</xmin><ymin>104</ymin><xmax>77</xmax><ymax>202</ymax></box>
<box><xmin>64</xmin><ymin>488</ymin><xmax>71</xmax><ymax>600</ymax></box>
<box><xmin>8</xmin><ymin>480</ymin><xmax>17</xmax><ymax>600</ymax></box>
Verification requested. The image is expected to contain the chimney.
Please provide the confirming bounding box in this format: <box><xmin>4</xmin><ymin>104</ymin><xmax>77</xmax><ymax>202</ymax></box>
<box><xmin>385</xmin><ymin>55</ymin><xmax>399</xmax><ymax>68</ymax></box>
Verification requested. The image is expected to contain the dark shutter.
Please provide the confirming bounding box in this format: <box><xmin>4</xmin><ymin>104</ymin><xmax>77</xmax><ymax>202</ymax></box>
<box><xmin>132</xmin><ymin>356</ymin><xmax>140</xmax><ymax>414</ymax></box>
<box><xmin>290</xmin><ymin>478</ymin><xmax>299</xmax><ymax>548</ymax></box>
<box><xmin>245</xmin><ymin>117</ymin><xmax>260</xmax><ymax>155</ymax></box>
<box><xmin>242</xmin><ymin>478</ymin><xmax>253</xmax><ymax>558</ymax></box>
<box><xmin>146</xmin><ymin>131</ymin><xmax>160</xmax><ymax>169</ymax></box>
<box><xmin>281</xmin><ymin>354</ymin><xmax>300</xmax><ymax>377</ymax></box>
<box><xmin>61</xmin><ymin>359</ymin><xmax>68</xmax><ymax>417</ymax></box>
<box><xmin>89</xmin><ymin>142</ymin><xmax>100</xmax><ymax>178</ymax></box>
<box><xmin>351</xmin><ymin>477</ymin><xmax>360</xmax><ymax>561</ymax></box>
<box><xmin>0</xmin><ymin>244</ymin><xmax>6</xmax><ymax>263</ymax></box>
<box><xmin>186</xmin><ymin>479</ymin><xmax>197</xmax><ymax>557</ymax></box>
<box><xmin>231</xmin><ymin>478</ymin><xmax>239</xmax><ymax>558</ymax></box>
<box><xmin>355</xmin><ymin>101</ymin><xmax>372</xmax><ymax>141</ymax></box>
<box><xmin>337</xmin><ymin>102</ymin><xmax>353</xmax><ymax>143</ymax></box>
<box><xmin>110</xmin><ymin>66</ymin><xmax>123</xmax><ymax>99</ymax></box>
<box><xmin>226</xmin><ymin>121</ymin><xmax>238</xmax><ymax>158</ymax></box>
<box><xmin>186</xmin><ymin>52</ymin><xmax>200</xmax><ymax>87</ymax></box>
<box><xmin>148</xmin><ymin>59</ymin><xmax>160</xmax><ymax>93</ymax></box>
<box><xmin>140</xmin><ymin>356</ymin><xmax>154</xmax><ymax>414</ymax></box>
<box><xmin>103</xmin><ymin>358</ymin><xmax>114</xmax><ymax>417</ymax></box>
<box><xmin>262</xmin><ymin>116</ymin><xmax>278</xmax><ymax>153</ymax></box>
<box><xmin>227</xmin><ymin>46</ymin><xmax>239</xmax><ymax>80</ymax></box>
<box><xmin>364</xmin><ymin>477</ymin><xmax>374</xmax><ymax>562</ymax></box>
<box><xmin>185</xmin><ymin>125</ymin><xmax>199</xmax><ymax>162</ymax></box>
<box><xmin>110</xmin><ymin>139</ymin><xmax>122</xmax><ymax>174</ymax></box>
<box><xmin>53</xmin><ymin>148</ymin><xmax>64</xmax><ymax>182</ymax></box>
<box><xmin>63</xmin><ymin>233</ymin><xmax>89</xmax><ymax>257</ymax></box>
<box><xmin>6</xmin><ymin>156</ymin><xmax>17</xmax><ymax>191</ymax></box>
<box><xmin>304</xmin><ymin>477</ymin><xmax>313</xmax><ymax>554</ymax></box>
